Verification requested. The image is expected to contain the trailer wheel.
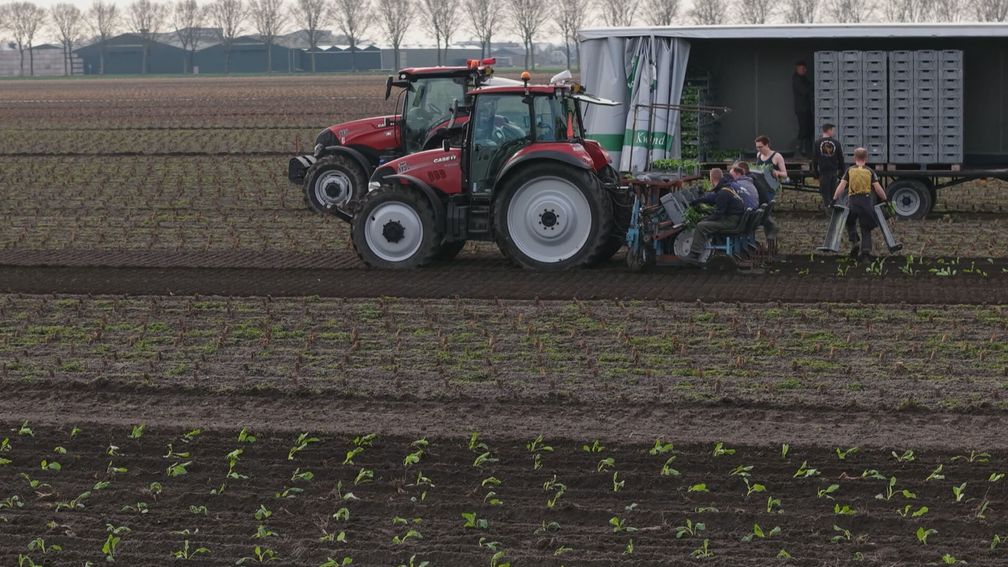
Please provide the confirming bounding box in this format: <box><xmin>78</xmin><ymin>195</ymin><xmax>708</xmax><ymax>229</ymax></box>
<box><xmin>671</xmin><ymin>228</ymin><xmax>712</xmax><ymax>263</ymax></box>
<box><xmin>886</xmin><ymin>180</ymin><xmax>932</xmax><ymax>220</ymax></box>
<box><xmin>494</xmin><ymin>163</ymin><xmax>614</xmax><ymax>270</ymax></box>
<box><xmin>352</xmin><ymin>186</ymin><xmax>442</xmax><ymax>269</ymax></box>
<box><xmin>303</xmin><ymin>155</ymin><xmax>369</xmax><ymax>220</ymax></box>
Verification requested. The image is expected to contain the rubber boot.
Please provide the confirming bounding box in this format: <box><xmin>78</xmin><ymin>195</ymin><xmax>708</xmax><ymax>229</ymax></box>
<box><xmin>859</xmin><ymin>230</ymin><xmax>874</xmax><ymax>260</ymax></box>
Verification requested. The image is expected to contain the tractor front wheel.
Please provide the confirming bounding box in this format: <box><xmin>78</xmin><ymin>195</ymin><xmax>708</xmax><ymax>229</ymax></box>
<box><xmin>494</xmin><ymin>163</ymin><xmax>614</xmax><ymax>270</ymax></box>
<box><xmin>352</xmin><ymin>186</ymin><xmax>442</xmax><ymax>269</ymax></box>
<box><xmin>303</xmin><ymin>154</ymin><xmax>369</xmax><ymax>220</ymax></box>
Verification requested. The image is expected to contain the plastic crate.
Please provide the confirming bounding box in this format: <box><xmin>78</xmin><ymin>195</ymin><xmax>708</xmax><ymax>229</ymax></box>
<box><xmin>889</xmin><ymin>60</ymin><xmax>913</xmax><ymax>75</ymax></box>
<box><xmin>889</xmin><ymin>76</ymin><xmax>912</xmax><ymax>90</ymax></box>
<box><xmin>939</xmin><ymin>50</ymin><xmax>963</xmax><ymax>68</ymax></box>
<box><xmin>915</xmin><ymin>67</ymin><xmax>938</xmax><ymax>81</ymax></box>
<box><xmin>891</xmin><ymin>152</ymin><xmax>915</xmax><ymax>163</ymax></box>
<box><xmin>865</xmin><ymin>124</ymin><xmax>886</xmax><ymax>137</ymax></box>
<box><xmin>939</xmin><ymin>149</ymin><xmax>963</xmax><ymax>162</ymax></box>
<box><xmin>940</xmin><ymin>124</ymin><xmax>963</xmax><ymax>138</ymax></box>
<box><xmin>940</xmin><ymin>67</ymin><xmax>962</xmax><ymax>81</ymax></box>
<box><xmin>939</xmin><ymin>114</ymin><xmax>962</xmax><ymax>127</ymax></box>
<box><xmin>890</xmin><ymin>87</ymin><xmax>913</xmax><ymax>99</ymax></box>
<box><xmin>915</xmin><ymin>124</ymin><xmax>937</xmax><ymax>137</ymax></box>
<box><xmin>915</xmin><ymin>103</ymin><xmax>938</xmax><ymax>117</ymax></box>
<box><xmin>915</xmin><ymin>86</ymin><xmax>937</xmax><ymax>99</ymax></box>
<box><xmin>864</xmin><ymin>50</ymin><xmax>887</xmax><ymax>62</ymax></box>
<box><xmin>914</xmin><ymin>50</ymin><xmax>938</xmax><ymax>64</ymax></box>
<box><xmin>840</xmin><ymin>50</ymin><xmax>862</xmax><ymax>62</ymax></box>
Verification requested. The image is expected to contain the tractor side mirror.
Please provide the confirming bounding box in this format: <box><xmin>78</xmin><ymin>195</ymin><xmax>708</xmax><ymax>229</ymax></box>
<box><xmin>384</xmin><ymin>76</ymin><xmax>393</xmax><ymax>100</ymax></box>
<box><xmin>447</xmin><ymin>98</ymin><xmax>459</xmax><ymax>130</ymax></box>
<box><xmin>442</xmin><ymin>137</ymin><xmax>451</xmax><ymax>152</ymax></box>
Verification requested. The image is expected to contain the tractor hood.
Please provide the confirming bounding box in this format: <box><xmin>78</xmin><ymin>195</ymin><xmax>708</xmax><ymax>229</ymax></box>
<box><xmin>316</xmin><ymin>115</ymin><xmax>400</xmax><ymax>156</ymax></box>
<box><xmin>371</xmin><ymin>147</ymin><xmax>464</xmax><ymax>196</ymax></box>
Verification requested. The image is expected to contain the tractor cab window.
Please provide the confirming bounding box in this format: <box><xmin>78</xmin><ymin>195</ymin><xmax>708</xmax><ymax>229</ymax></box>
<box><xmin>533</xmin><ymin>96</ymin><xmax>571</xmax><ymax>142</ymax></box>
<box><xmin>468</xmin><ymin>94</ymin><xmax>532</xmax><ymax>193</ymax></box>
<box><xmin>403</xmin><ymin>77</ymin><xmax>467</xmax><ymax>153</ymax></box>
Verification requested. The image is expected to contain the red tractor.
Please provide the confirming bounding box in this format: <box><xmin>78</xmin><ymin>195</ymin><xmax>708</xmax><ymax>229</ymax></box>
<box><xmin>352</xmin><ymin>73</ymin><xmax>629</xmax><ymax>270</ymax></box>
<box><xmin>288</xmin><ymin>59</ymin><xmax>515</xmax><ymax>220</ymax></box>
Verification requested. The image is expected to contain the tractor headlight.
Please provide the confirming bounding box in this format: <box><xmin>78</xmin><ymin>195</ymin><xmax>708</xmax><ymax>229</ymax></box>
<box><xmin>368</xmin><ymin>181</ymin><xmax>381</xmax><ymax>192</ymax></box>
<box><xmin>314</xmin><ymin>129</ymin><xmax>337</xmax><ymax>157</ymax></box>
<box><xmin>313</xmin><ymin>143</ymin><xmax>324</xmax><ymax>157</ymax></box>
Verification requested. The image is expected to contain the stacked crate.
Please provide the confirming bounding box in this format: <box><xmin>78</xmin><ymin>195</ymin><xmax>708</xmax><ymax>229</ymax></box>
<box><xmin>938</xmin><ymin>50</ymin><xmax>964</xmax><ymax>163</ymax></box>
<box><xmin>862</xmin><ymin>51</ymin><xmax>888</xmax><ymax>162</ymax></box>
<box><xmin>837</xmin><ymin>51</ymin><xmax>864</xmax><ymax>153</ymax></box>
<box><xmin>913</xmin><ymin>50</ymin><xmax>939</xmax><ymax>163</ymax></box>
<box><xmin>888</xmin><ymin>50</ymin><xmax>915</xmax><ymax>163</ymax></box>
<box><xmin>813</xmin><ymin>51</ymin><xmax>839</xmax><ymax>142</ymax></box>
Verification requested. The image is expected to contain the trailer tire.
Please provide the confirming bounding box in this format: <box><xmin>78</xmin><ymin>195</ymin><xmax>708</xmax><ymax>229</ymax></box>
<box><xmin>352</xmin><ymin>186</ymin><xmax>442</xmax><ymax>269</ymax></box>
<box><xmin>494</xmin><ymin>163</ymin><xmax>614</xmax><ymax>271</ymax></box>
<box><xmin>886</xmin><ymin>179</ymin><xmax>932</xmax><ymax>220</ymax></box>
<box><xmin>303</xmin><ymin>154</ymin><xmax>369</xmax><ymax>220</ymax></box>
<box><xmin>671</xmin><ymin>228</ymin><xmax>712</xmax><ymax>263</ymax></box>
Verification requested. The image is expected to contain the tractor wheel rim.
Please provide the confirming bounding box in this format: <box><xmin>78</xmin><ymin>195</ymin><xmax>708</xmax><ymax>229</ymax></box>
<box><xmin>891</xmin><ymin>187</ymin><xmax>920</xmax><ymax>217</ymax></box>
<box><xmin>674</xmin><ymin>228</ymin><xmax>712</xmax><ymax>262</ymax></box>
<box><xmin>364</xmin><ymin>202</ymin><xmax>423</xmax><ymax>262</ymax></box>
<box><xmin>507</xmin><ymin>176</ymin><xmax>591</xmax><ymax>264</ymax></box>
<box><xmin>315</xmin><ymin>170</ymin><xmax>353</xmax><ymax>208</ymax></box>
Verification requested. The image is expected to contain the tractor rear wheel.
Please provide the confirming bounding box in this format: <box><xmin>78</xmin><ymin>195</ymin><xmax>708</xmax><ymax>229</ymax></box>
<box><xmin>303</xmin><ymin>154</ymin><xmax>369</xmax><ymax>220</ymax></box>
<box><xmin>494</xmin><ymin>163</ymin><xmax>614</xmax><ymax>270</ymax></box>
<box><xmin>352</xmin><ymin>186</ymin><xmax>442</xmax><ymax>269</ymax></box>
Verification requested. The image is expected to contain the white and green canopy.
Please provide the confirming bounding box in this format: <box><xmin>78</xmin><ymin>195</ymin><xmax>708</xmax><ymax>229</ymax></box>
<box><xmin>578</xmin><ymin>35</ymin><xmax>690</xmax><ymax>172</ymax></box>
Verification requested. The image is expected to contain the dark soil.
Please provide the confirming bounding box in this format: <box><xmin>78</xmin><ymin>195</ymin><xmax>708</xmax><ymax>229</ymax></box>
<box><xmin>3</xmin><ymin>422</ymin><xmax>1008</xmax><ymax>566</ymax></box>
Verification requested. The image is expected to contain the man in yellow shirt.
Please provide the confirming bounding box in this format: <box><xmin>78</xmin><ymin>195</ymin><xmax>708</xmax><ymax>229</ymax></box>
<box><xmin>832</xmin><ymin>147</ymin><xmax>889</xmax><ymax>259</ymax></box>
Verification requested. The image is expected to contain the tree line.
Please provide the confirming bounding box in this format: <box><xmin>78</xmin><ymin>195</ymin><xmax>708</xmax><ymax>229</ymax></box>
<box><xmin>1</xmin><ymin>0</ymin><xmax>1006</xmax><ymax>76</ymax></box>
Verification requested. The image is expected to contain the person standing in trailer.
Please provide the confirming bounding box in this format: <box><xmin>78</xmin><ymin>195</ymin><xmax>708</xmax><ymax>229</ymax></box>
<box><xmin>792</xmin><ymin>61</ymin><xmax>814</xmax><ymax>157</ymax></box>
<box><xmin>832</xmin><ymin>147</ymin><xmax>889</xmax><ymax>259</ymax></box>
<box><xmin>813</xmin><ymin>123</ymin><xmax>845</xmax><ymax>210</ymax></box>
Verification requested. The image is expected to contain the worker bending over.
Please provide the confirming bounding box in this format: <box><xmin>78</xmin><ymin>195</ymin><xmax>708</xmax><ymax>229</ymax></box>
<box><xmin>682</xmin><ymin>168</ymin><xmax>746</xmax><ymax>266</ymax></box>
<box><xmin>832</xmin><ymin>147</ymin><xmax>889</xmax><ymax>259</ymax></box>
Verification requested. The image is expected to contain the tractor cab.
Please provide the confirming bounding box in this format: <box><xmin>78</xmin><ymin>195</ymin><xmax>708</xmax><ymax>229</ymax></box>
<box><xmin>386</xmin><ymin>60</ymin><xmax>502</xmax><ymax>155</ymax></box>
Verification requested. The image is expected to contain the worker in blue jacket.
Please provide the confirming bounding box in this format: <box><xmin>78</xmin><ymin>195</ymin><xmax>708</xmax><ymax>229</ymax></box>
<box><xmin>682</xmin><ymin>168</ymin><xmax>746</xmax><ymax>266</ymax></box>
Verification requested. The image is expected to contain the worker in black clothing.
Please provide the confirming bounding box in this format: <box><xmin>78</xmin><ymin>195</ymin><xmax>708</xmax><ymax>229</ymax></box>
<box><xmin>832</xmin><ymin>147</ymin><xmax>889</xmax><ymax>259</ymax></box>
<box><xmin>682</xmin><ymin>168</ymin><xmax>746</xmax><ymax>266</ymax></box>
<box><xmin>813</xmin><ymin>123</ymin><xmax>845</xmax><ymax>209</ymax></box>
<box><xmin>792</xmin><ymin>61</ymin><xmax>813</xmax><ymax>158</ymax></box>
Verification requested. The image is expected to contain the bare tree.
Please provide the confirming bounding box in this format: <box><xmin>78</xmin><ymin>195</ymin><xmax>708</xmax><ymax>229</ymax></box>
<box><xmin>600</xmin><ymin>0</ymin><xmax>638</xmax><ymax>26</ymax></box>
<box><xmin>689</xmin><ymin>0</ymin><xmax>728</xmax><ymax>23</ymax></box>
<box><xmin>172</xmin><ymin>0</ymin><xmax>207</xmax><ymax>73</ymax></box>
<box><xmin>822</xmin><ymin>0</ymin><xmax>870</xmax><ymax>21</ymax></box>
<box><xmin>10</xmin><ymin>2</ymin><xmax>47</xmax><ymax>76</ymax></box>
<box><xmin>250</xmin><ymin>0</ymin><xmax>286</xmax><ymax>73</ymax></box>
<box><xmin>128</xmin><ymin>0</ymin><xmax>168</xmax><ymax>74</ymax></box>
<box><xmin>736</xmin><ymin>0</ymin><xmax>769</xmax><ymax>22</ymax></box>
<box><xmin>973</xmin><ymin>0</ymin><xmax>1008</xmax><ymax>19</ymax></box>
<box><xmin>293</xmin><ymin>0</ymin><xmax>326</xmax><ymax>72</ymax></box>
<box><xmin>423</xmin><ymin>0</ymin><xmax>459</xmax><ymax>65</ymax></box>
<box><xmin>333</xmin><ymin>0</ymin><xmax>369</xmax><ymax>71</ymax></box>
<box><xmin>377</xmin><ymin>0</ymin><xmax>412</xmax><ymax>70</ymax></box>
<box><xmin>931</xmin><ymin>0</ymin><xmax>966</xmax><ymax>19</ymax></box>
<box><xmin>210</xmin><ymin>0</ymin><xmax>244</xmax><ymax>73</ymax></box>
<box><xmin>883</xmin><ymin>0</ymin><xmax>933</xmax><ymax>21</ymax></box>
<box><xmin>88</xmin><ymin>0</ymin><xmax>119</xmax><ymax>74</ymax></box>
<box><xmin>785</xmin><ymin>0</ymin><xmax>818</xmax><ymax>21</ymax></box>
<box><xmin>509</xmin><ymin>0</ymin><xmax>548</xmax><ymax>70</ymax></box>
<box><xmin>51</xmin><ymin>4</ymin><xmax>83</xmax><ymax>75</ymax></box>
<box><xmin>644</xmin><ymin>0</ymin><xmax>680</xmax><ymax>24</ymax></box>
<box><xmin>466</xmin><ymin>0</ymin><xmax>500</xmax><ymax>58</ymax></box>
<box><xmin>554</xmin><ymin>0</ymin><xmax>588</xmax><ymax>69</ymax></box>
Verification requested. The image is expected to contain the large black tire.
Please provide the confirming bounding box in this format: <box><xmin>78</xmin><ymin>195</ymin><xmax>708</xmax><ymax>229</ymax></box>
<box><xmin>885</xmin><ymin>179</ymin><xmax>932</xmax><ymax>220</ymax></box>
<box><xmin>303</xmin><ymin>154</ymin><xmax>370</xmax><ymax>220</ymax></box>
<box><xmin>493</xmin><ymin>163</ymin><xmax>615</xmax><ymax>271</ymax></box>
<box><xmin>352</xmin><ymin>186</ymin><xmax>443</xmax><ymax>269</ymax></box>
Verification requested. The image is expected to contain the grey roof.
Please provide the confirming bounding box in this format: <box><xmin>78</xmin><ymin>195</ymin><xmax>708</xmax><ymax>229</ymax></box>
<box><xmin>578</xmin><ymin>23</ymin><xmax>1008</xmax><ymax>41</ymax></box>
